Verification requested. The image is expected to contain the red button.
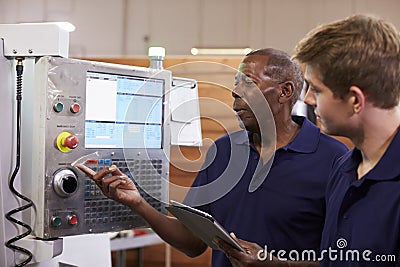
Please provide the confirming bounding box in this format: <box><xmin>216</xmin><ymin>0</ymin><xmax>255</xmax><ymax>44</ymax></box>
<box><xmin>70</xmin><ymin>103</ymin><xmax>81</xmax><ymax>113</ymax></box>
<box><xmin>67</xmin><ymin>214</ymin><xmax>78</xmax><ymax>225</ymax></box>
<box><xmin>85</xmin><ymin>159</ymin><xmax>99</xmax><ymax>165</ymax></box>
<box><xmin>63</xmin><ymin>135</ymin><xmax>79</xmax><ymax>149</ymax></box>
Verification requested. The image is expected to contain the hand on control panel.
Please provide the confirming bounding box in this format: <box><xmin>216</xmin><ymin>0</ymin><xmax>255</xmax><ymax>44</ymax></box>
<box><xmin>76</xmin><ymin>164</ymin><xmax>143</xmax><ymax>208</ymax></box>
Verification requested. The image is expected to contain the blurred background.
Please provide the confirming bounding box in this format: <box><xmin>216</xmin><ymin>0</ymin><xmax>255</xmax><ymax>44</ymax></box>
<box><xmin>1</xmin><ymin>0</ymin><xmax>399</xmax><ymax>58</ymax></box>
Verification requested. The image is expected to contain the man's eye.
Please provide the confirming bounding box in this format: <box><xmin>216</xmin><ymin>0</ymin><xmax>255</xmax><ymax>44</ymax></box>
<box><xmin>234</xmin><ymin>75</ymin><xmax>255</xmax><ymax>87</ymax></box>
<box><xmin>303</xmin><ymin>80</ymin><xmax>310</xmax><ymax>92</ymax></box>
<box><xmin>244</xmin><ymin>78</ymin><xmax>254</xmax><ymax>86</ymax></box>
<box><xmin>234</xmin><ymin>77</ymin><xmax>240</xmax><ymax>86</ymax></box>
<box><xmin>310</xmin><ymin>86</ymin><xmax>320</xmax><ymax>94</ymax></box>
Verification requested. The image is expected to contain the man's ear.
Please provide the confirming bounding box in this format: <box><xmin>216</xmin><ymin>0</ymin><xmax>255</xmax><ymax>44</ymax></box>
<box><xmin>348</xmin><ymin>86</ymin><xmax>365</xmax><ymax>113</ymax></box>
<box><xmin>279</xmin><ymin>81</ymin><xmax>295</xmax><ymax>103</ymax></box>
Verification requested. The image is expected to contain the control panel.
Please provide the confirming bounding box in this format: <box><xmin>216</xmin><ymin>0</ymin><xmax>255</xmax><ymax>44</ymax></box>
<box><xmin>21</xmin><ymin>56</ymin><xmax>171</xmax><ymax>239</ymax></box>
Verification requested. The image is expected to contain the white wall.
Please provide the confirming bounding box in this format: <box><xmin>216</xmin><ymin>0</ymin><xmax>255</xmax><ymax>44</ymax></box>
<box><xmin>0</xmin><ymin>0</ymin><xmax>400</xmax><ymax>57</ymax></box>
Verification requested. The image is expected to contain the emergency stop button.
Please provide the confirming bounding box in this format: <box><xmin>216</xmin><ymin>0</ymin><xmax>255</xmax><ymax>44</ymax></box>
<box><xmin>67</xmin><ymin>214</ymin><xmax>78</xmax><ymax>225</ymax></box>
<box><xmin>56</xmin><ymin>132</ymin><xmax>79</xmax><ymax>152</ymax></box>
<box><xmin>64</xmin><ymin>135</ymin><xmax>79</xmax><ymax>149</ymax></box>
<box><xmin>70</xmin><ymin>103</ymin><xmax>81</xmax><ymax>114</ymax></box>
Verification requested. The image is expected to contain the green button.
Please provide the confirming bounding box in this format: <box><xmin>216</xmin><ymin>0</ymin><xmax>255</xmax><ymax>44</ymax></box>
<box><xmin>51</xmin><ymin>216</ymin><xmax>62</xmax><ymax>227</ymax></box>
<box><xmin>53</xmin><ymin>102</ymin><xmax>64</xmax><ymax>112</ymax></box>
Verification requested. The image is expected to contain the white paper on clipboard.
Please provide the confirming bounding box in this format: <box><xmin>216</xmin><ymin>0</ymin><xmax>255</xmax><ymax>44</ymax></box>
<box><xmin>170</xmin><ymin>77</ymin><xmax>202</xmax><ymax>146</ymax></box>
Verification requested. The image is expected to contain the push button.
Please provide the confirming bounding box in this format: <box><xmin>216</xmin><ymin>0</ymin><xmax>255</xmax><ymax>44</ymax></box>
<box><xmin>64</xmin><ymin>135</ymin><xmax>79</xmax><ymax>149</ymax></box>
<box><xmin>51</xmin><ymin>216</ymin><xmax>62</xmax><ymax>227</ymax></box>
<box><xmin>53</xmin><ymin>102</ymin><xmax>64</xmax><ymax>113</ymax></box>
<box><xmin>70</xmin><ymin>103</ymin><xmax>81</xmax><ymax>114</ymax></box>
<box><xmin>56</xmin><ymin>132</ymin><xmax>79</xmax><ymax>152</ymax></box>
<box><xmin>67</xmin><ymin>214</ymin><xmax>78</xmax><ymax>225</ymax></box>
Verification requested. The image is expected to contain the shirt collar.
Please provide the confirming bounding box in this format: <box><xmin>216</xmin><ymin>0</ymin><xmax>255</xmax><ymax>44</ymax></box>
<box><xmin>282</xmin><ymin>116</ymin><xmax>320</xmax><ymax>153</ymax></box>
<box><xmin>341</xmin><ymin>126</ymin><xmax>400</xmax><ymax>181</ymax></box>
<box><xmin>231</xmin><ymin>129</ymin><xmax>252</xmax><ymax>146</ymax></box>
<box><xmin>231</xmin><ymin>116</ymin><xmax>320</xmax><ymax>153</ymax></box>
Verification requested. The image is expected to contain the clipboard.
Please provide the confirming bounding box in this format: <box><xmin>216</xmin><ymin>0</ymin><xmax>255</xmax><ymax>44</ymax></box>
<box><xmin>166</xmin><ymin>200</ymin><xmax>246</xmax><ymax>253</ymax></box>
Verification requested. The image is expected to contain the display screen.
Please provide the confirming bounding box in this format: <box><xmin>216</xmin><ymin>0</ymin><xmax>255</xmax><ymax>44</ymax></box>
<box><xmin>84</xmin><ymin>71</ymin><xmax>164</xmax><ymax>149</ymax></box>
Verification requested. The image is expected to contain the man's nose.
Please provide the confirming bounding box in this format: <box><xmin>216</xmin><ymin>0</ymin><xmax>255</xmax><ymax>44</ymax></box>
<box><xmin>232</xmin><ymin>90</ymin><xmax>240</xmax><ymax>98</ymax></box>
<box><xmin>232</xmin><ymin>84</ymin><xmax>245</xmax><ymax>98</ymax></box>
<box><xmin>304</xmin><ymin>88</ymin><xmax>316</xmax><ymax>107</ymax></box>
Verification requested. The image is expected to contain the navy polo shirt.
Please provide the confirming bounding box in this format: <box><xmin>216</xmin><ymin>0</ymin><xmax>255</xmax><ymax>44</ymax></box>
<box><xmin>320</xmin><ymin>128</ymin><xmax>400</xmax><ymax>267</ymax></box>
<box><xmin>184</xmin><ymin>116</ymin><xmax>348</xmax><ymax>267</ymax></box>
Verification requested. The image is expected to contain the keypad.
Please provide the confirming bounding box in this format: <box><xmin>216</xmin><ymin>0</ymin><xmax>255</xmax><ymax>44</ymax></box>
<box><xmin>83</xmin><ymin>158</ymin><xmax>165</xmax><ymax>226</ymax></box>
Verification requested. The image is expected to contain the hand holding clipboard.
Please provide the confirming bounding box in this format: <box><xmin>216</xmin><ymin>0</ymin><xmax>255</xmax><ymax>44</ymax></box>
<box><xmin>166</xmin><ymin>200</ymin><xmax>246</xmax><ymax>253</ymax></box>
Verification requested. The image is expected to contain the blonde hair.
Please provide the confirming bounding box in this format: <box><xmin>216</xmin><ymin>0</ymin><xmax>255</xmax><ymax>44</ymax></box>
<box><xmin>294</xmin><ymin>14</ymin><xmax>400</xmax><ymax>108</ymax></box>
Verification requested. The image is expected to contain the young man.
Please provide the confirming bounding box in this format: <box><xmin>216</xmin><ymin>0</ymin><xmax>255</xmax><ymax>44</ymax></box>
<box><xmin>218</xmin><ymin>14</ymin><xmax>400</xmax><ymax>267</ymax></box>
<box><xmin>77</xmin><ymin>48</ymin><xmax>348</xmax><ymax>267</ymax></box>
